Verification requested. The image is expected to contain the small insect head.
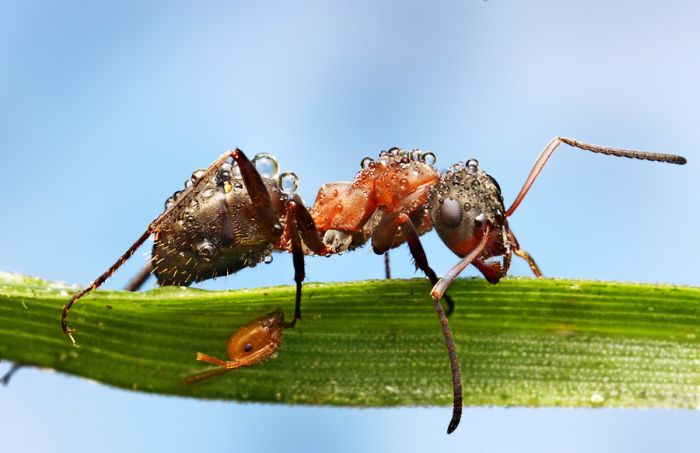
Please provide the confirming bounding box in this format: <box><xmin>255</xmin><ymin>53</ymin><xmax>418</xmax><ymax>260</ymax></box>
<box><xmin>428</xmin><ymin>158</ymin><xmax>506</xmax><ymax>258</ymax></box>
<box><xmin>225</xmin><ymin>308</ymin><xmax>285</xmax><ymax>363</ymax></box>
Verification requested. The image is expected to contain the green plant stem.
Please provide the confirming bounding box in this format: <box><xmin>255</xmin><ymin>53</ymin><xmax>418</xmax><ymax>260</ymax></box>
<box><xmin>0</xmin><ymin>271</ymin><xmax>698</xmax><ymax>408</ymax></box>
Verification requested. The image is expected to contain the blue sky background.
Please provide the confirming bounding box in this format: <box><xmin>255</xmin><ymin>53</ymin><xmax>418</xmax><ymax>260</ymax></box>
<box><xmin>1</xmin><ymin>1</ymin><xmax>698</xmax><ymax>452</ymax></box>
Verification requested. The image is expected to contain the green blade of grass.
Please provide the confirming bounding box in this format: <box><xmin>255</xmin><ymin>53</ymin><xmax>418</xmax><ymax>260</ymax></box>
<box><xmin>0</xmin><ymin>271</ymin><xmax>698</xmax><ymax>408</ymax></box>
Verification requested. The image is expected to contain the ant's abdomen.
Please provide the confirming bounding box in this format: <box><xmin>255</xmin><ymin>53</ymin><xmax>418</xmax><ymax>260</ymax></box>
<box><xmin>152</xmin><ymin>174</ymin><xmax>283</xmax><ymax>286</ymax></box>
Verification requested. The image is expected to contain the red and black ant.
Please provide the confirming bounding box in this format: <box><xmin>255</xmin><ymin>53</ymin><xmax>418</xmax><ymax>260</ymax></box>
<box><xmin>62</xmin><ymin>137</ymin><xmax>686</xmax><ymax>434</ymax></box>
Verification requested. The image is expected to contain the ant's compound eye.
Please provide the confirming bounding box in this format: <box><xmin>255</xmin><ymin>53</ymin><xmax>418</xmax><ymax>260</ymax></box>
<box><xmin>440</xmin><ymin>198</ymin><xmax>463</xmax><ymax>229</ymax></box>
<box><xmin>243</xmin><ymin>343</ymin><xmax>253</xmax><ymax>353</ymax></box>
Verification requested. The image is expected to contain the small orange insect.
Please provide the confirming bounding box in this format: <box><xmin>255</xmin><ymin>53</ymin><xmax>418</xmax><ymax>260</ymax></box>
<box><xmin>185</xmin><ymin>309</ymin><xmax>286</xmax><ymax>384</ymax></box>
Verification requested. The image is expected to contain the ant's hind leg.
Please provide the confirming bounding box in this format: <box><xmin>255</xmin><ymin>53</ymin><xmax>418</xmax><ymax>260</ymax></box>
<box><xmin>65</xmin><ymin>150</ymin><xmax>245</xmax><ymax>343</ymax></box>
<box><xmin>1</xmin><ymin>363</ymin><xmax>23</xmax><ymax>386</ymax></box>
<box><xmin>124</xmin><ymin>262</ymin><xmax>153</xmax><ymax>291</ymax></box>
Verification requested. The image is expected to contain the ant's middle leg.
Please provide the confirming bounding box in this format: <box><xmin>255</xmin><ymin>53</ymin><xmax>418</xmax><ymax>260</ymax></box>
<box><xmin>371</xmin><ymin>212</ymin><xmax>456</xmax><ymax>315</ymax></box>
<box><xmin>283</xmin><ymin>196</ymin><xmax>327</xmax><ymax>327</ymax></box>
<box><xmin>384</xmin><ymin>252</ymin><xmax>391</xmax><ymax>279</ymax></box>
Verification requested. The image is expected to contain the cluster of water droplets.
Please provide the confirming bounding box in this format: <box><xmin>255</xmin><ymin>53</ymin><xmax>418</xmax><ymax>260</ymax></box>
<box><xmin>446</xmin><ymin>159</ymin><xmax>480</xmax><ymax>176</ymax></box>
<box><xmin>252</xmin><ymin>153</ymin><xmax>299</xmax><ymax>197</ymax></box>
<box><xmin>163</xmin><ymin>152</ymin><xmax>302</xmax><ymax>212</ymax></box>
<box><xmin>359</xmin><ymin>147</ymin><xmax>436</xmax><ymax>170</ymax></box>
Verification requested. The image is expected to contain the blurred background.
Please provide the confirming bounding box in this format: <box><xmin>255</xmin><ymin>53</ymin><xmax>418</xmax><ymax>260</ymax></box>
<box><xmin>1</xmin><ymin>1</ymin><xmax>698</xmax><ymax>452</ymax></box>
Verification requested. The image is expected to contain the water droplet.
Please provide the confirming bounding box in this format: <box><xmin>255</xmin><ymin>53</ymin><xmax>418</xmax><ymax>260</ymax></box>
<box><xmin>400</xmin><ymin>156</ymin><xmax>410</xmax><ymax>164</ymax></box>
<box><xmin>361</xmin><ymin>157</ymin><xmax>374</xmax><ymax>169</ymax></box>
<box><xmin>450</xmin><ymin>162</ymin><xmax>465</xmax><ymax>173</ymax></box>
<box><xmin>216</xmin><ymin>166</ymin><xmax>232</xmax><ymax>185</ymax></box>
<box><xmin>467</xmin><ymin>159</ymin><xmax>479</xmax><ymax>175</ymax></box>
<box><xmin>184</xmin><ymin>179</ymin><xmax>193</xmax><ymax>188</ymax></box>
<box><xmin>191</xmin><ymin>169</ymin><xmax>206</xmax><ymax>181</ymax></box>
<box><xmin>411</xmin><ymin>150</ymin><xmax>422</xmax><ymax>161</ymax></box>
<box><xmin>202</xmin><ymin>188</ymin><xmax>215</xmax><ymax>198</ymax></box>
<box><xmin>264</xmin><ymin>255</ymin><xmax>273</xmax><ymax>264</ymax></box>
<box><xmin>234</xmin><ymin>181</ymin><xmax>243</xmax><ymax>190</ymax></box>
<box><xmin>334</xmin><ymin>203</ymin><xmax>344</xmax><ymax>213</ymax></box>
<box><xmin>231</xmin><ymin>163</ymin><xmax>242</xmax><ymax>179</ymax></box>
<box><xmin>164</xmin><ymin>197</ymin><xmax>175</xmax><ymax>210</ymax></box>
<box><xmin>463</xmin><ymin>202</ymin><xmax>472</xmax><ymax>212</ymax></box>
<box><xmin>278</xmin><ymin>171</ymin><xmax>299</xmax><ymax>195</ymax></box>
<box><xmin>422</xmin><ymin>152</ymin><xmax>436</xmax><ymax>166</ymax></box>
<box><xmin>172</xmin><ymin>190</ymin><xmax>182</xmax><ymax>200</ymax></box>
<box><xmin>399</xmin><ymin>178</ymin><xmax>408</xmax><ymax>190</ymax></box>
<box><xmin>252</xmin><ymin>153</ymin><xmax>279</xmax><ymax>178</ymax></box>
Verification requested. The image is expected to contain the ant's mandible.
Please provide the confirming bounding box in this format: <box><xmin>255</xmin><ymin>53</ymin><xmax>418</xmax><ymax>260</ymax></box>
<box><xmin>62</xmin><ymin>137</ymin><xmax>686</xmax><ymax>434</ymax></box>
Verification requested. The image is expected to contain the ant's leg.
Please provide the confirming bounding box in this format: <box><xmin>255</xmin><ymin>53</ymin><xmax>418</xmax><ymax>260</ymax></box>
<box><xmin>429</xmin><ymin>218</ymin><xmax>491</xmax><ymax>434</ymax></box>
<box><xmin>432</xmin><ymin>218</ymin><xmax>491</xmax><ymax>302</ymax></box>
<box><xmin>400</xmin><ymin>214</ymin><xmax>488</xmax><ymax>435</ymax></box>
<box><xmin>1</xmin><ymin>363</ymin><xmax>23</xmax><ymax>386</ymax></box>
<box><xmin>283</xmin><ymin>198</ymin><xmax>328</xmax><ymax>327</ymax></box>
<box><xmin>64</xmin><ymin>150</ymin><xmax>245</xmax><ymax>343</ymax></box>
<box><xmin>506</xmin><ymin>137</ymin><xmax>686</xmax><ymax>217</ymax></box>
<box><xmin>372</xmin><ymin>212</ymin><xmax>456</xmax><ymax>315</ymax></box>
<box><xmin>124</xmin><ymin>262</ymin><xmax>153</xmax><ymax>291</ymax></box>
<box><xmin>374</xmin><ymin>213</ymin><xmax>462</xmax><ymax>432</ymax></box>
<box><xmin>384</xmin><ymin>252</ymin><xmax>391</xmax><ymax>279</ymax></box>
<box><xmin>506</xmin><ymin>229</ymin><xmax>542</xmax><ymax>277</ymax></box>
<box><xmin>62</xmin><ymin>230</ymin><xmax>152</xmax><ymax>344</ymax></box>
<box><xmin>228</xmin><ymin>150</ymin><xmax>284</xmax><ymax>241</ymax></box>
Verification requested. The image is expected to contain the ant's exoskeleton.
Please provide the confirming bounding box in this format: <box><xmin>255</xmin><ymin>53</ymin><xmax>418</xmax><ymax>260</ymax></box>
<box><xmin>63</xmin><ymin>138</ymin><xmax>686</xmax><ymax>434</ymax></box>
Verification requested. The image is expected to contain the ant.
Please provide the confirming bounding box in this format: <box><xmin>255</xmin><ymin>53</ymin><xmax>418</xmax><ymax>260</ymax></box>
<box><xmin>62</xmin><ymin>137</ymin><xmax>686</xmax><ymax>434</ymax></box>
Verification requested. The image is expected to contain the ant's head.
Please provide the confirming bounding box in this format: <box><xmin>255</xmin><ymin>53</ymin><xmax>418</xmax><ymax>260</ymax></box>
<box><xmin>225</xmin><ymin>308</ymin><xmax>285</xmax><ymax>363</ymax></box>
<box><xmin>427</xmin><ymin>160</ymin><xmax>508</xmax><ymax>258</ymax></box>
